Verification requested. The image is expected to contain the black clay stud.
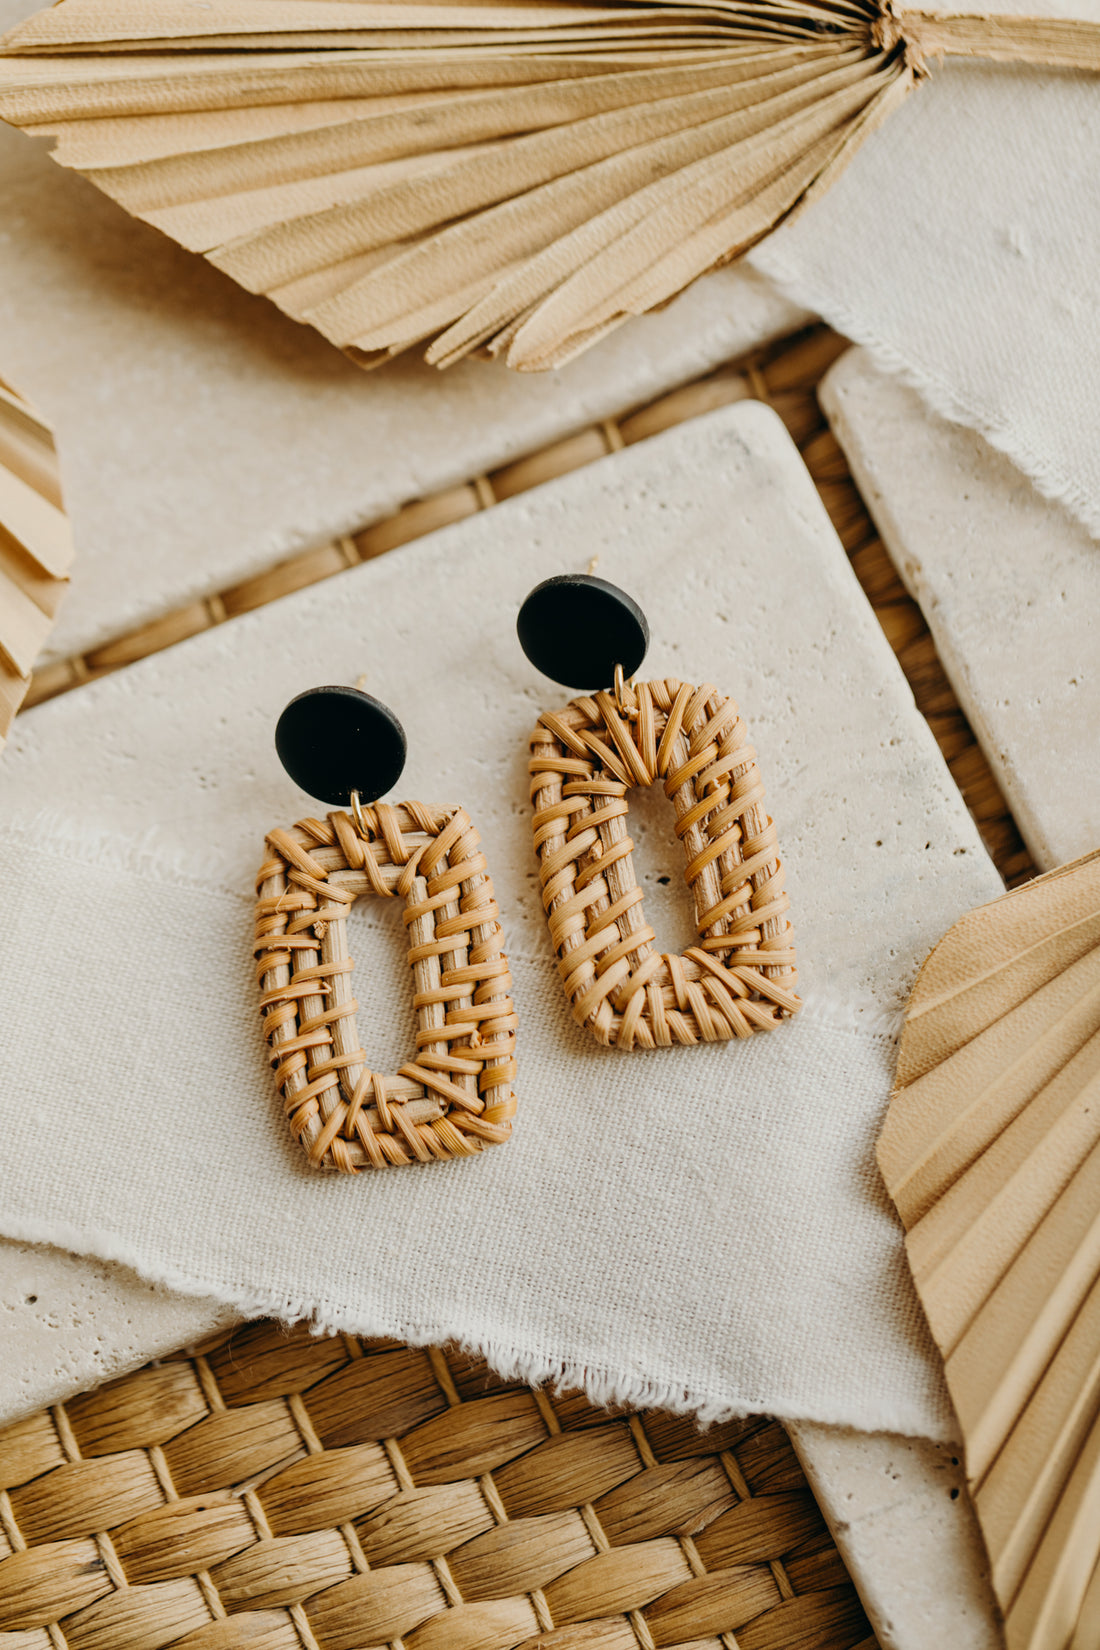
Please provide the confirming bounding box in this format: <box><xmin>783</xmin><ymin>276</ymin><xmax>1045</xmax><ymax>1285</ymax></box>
<box><xmin>275</xmin><ymin>684</ymin><xmax>407</xmax><ymax>807</ymax></box>
<box><xmin>517</xmin><ymin>573</ymin><xmax>649</xmax><ymax>692</ymax></box>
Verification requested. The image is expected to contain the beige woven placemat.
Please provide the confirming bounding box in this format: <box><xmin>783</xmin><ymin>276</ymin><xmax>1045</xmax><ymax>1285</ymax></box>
<box><xmin>0</xmin><ymin>1321</ymin><xmax>878</xmax><ymax>1650</ymax></box>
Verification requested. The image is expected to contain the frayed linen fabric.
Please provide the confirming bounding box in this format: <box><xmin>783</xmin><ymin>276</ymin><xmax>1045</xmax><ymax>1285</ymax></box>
<box><xmin>2</xmin><ymin>823</ymin><xmax>930</xmax><ymax>1432</ymax></box>
<box><xmin>0</xmin><ymin>405</ymin><xmax>1003</xmax><ymax>1441</ymax></box>
<box><xmin>750</xmin><ymin>8</ymin><xmax>1100</xmax><ymax>541</ymax></box>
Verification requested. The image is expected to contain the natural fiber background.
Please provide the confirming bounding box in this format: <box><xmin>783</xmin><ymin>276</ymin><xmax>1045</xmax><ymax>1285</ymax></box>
<box><xmin>0</xmin><ymin>1323</ymin><xmax>877</xmax><ymax>1650</ymax></box>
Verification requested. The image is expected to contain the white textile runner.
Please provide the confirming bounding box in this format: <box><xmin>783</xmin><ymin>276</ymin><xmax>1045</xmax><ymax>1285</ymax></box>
<box><xmin>0</xmin><ymin>406</ymin><xmax>1002</xmax><ymax>1440</ymax></box>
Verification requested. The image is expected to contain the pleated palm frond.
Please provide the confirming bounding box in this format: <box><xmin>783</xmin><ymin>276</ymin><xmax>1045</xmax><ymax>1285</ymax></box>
<box><xmin>880</xmin><ymin>849</ymin><xmax>1100</xmax><ymax>1650</ymax></box>
<box><xmin>1</xmin><ymin>0</ymin><xmax>1098</xmax><ymax>370</ymax></box>
<box><xmin>0</xmin><ymin>377</ymin><xmax>71</xmax><ymax>750</ymax></box>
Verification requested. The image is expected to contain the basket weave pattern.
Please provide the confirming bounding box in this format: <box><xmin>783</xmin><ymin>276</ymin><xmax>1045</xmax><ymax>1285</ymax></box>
<box><xmin>0</xmin><ymin>1321</ymin><xmax>874</xmax><ymax>1650</ymax></box>
<box><xmin>255</xmin><ymin>802</ymin><xmax>517</xmax><ymax>1171</ymax></box>
<box><xmin>529</xmin><ymin>679</ymin><xmax>799</xmax><ymax>1048</ymax></box>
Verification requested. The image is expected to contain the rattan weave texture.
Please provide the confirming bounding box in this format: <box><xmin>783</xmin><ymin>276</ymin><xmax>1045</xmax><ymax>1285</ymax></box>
<box><xmin>256</xmin><ymin>803</ymin><xmax>517</xmax><ymax>1170</ymax></box>
<box><xmin>529</xmin><ymin>680</ymin><xmax>798</xmax><ymax>1047</ymax></box>
<box><xmin>0</xmin><ymin>1321</ymin><xmax>875</xmax><ymax>1650</ymax></box>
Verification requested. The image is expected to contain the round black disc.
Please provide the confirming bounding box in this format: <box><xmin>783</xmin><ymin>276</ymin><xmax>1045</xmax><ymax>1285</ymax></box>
<box><xmin>517</xmin><ymin>574</ymin><xmax>649</xmax><ymax>691</ymax></box>
<box><xmin>275</xmin><ymin>685</ymin><xmax>407</xmax><ymax>806</ymax></box>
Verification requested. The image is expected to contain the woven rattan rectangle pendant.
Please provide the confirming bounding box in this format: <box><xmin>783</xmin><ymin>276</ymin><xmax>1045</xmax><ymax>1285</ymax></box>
<box><xmin>529</xmin><ymin>678</ymin><xmax>799</xmax><ymax>1048</ymax></box>
<box><xmin>257</xmin><ymin>686</ymin><xmax>516</xmax><ymax>1171</ymax></box>
<box><xmin>255</xmin><ymin>801</ymin><xmax>517</xmax><ymax>1170</ymax></box>
<box><xmin>518</xmin><ymin>574</ymin><xmax>798</xmax><ymax>1050</ymax></box>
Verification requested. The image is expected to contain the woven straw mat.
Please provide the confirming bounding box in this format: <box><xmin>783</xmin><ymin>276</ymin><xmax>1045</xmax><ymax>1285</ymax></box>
<box><xmin>0</xmin><ymin>1322</ymin><xmax>875</xmax><ymax>1650</ymax></box>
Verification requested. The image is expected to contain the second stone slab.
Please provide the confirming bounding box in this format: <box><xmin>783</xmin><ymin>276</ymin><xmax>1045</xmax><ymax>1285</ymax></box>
<box><xmin>821</xmin><ymin>347</ymin><xmax>1100</xmax><ymax>874</ymax></box>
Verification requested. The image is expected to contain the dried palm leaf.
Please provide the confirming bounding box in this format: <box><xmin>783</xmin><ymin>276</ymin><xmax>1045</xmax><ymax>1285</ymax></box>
<box><xmin>880</xmin><ymin>849</ymin><xmax>1100</xmax><ymax>1650</ymax></box>
<box><xmin>1</xmin><ymin>0</ymin><xmax>1098</xmax><ymax>370</ymax></box>
<box><xmin>0</xmin><ymin>378</ymin><xmax>71</xmax><ymax>750</ymax></box>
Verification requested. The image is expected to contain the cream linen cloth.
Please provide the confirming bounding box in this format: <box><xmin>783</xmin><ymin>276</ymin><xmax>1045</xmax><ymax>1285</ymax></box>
<box><xmin>0</xmin><ymin>405</ymin><xmax>1002</xmax><ymax>1440</ymax></box>
<box><xmin>750</xmin><ymin>0</ymin><xmax>1100</xmax><ymax>538</ymax></box>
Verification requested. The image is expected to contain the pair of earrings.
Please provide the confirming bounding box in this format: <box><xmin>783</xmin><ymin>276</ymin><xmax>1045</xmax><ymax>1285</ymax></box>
<box><xmin>254</xmin><ymin>575</ymin><xmax>800</xmax><ymax>1174</ymax></box>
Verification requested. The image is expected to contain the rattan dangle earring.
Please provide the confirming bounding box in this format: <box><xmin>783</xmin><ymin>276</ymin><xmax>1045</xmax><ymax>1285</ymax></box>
<box><xmin>253</xmin><ymin>684</ymin><xmax>517</xmax><ymax>1172</ymax></box>
<box><xmin>520</xmin><ymin>576</ymin><xmax>800</xmax><ymax>1050</ymax></box>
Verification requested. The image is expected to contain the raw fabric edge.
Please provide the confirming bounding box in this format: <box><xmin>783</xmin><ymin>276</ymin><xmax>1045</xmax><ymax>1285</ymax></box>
<box><xmin>0</xmin><ymin>1209</ymin><xmax>957</xmax><ymax>1445</ymax></box>
<box><xmin>746</xmin><ymin>246</ymin><xmax>1100</xmax><ymax>543</ymax></box>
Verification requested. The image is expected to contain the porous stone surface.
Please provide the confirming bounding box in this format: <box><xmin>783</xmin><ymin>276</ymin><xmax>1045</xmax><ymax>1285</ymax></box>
<box><xmin>821</xmin><ymin>347</ymin><xmax>1100</xmax><ymax>873</ymax></box>
<box><xmin>791</xmin><ymin>1422</ymin><xmax>1003</xmax><ymax>1649</ymax></box>
<box><xmin>0</xmin><ymin>1241</ymin><xmax>234</xmax><ymax>1420</ymax></box>
<box><xmin>0</xmin><ymin>0</ymin><xmax>805</xmax><ymax>664</ymax></box>
<box><xmin>749</xmin><ymin>48</ymin><xmax>1100</xmax><ymax>544</ymax></box>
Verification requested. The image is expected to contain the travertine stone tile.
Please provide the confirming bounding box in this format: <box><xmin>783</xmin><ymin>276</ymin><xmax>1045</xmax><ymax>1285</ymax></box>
<box><xmin>0</xmin><ymin>1241</ymin><xmax>234</xmax><ymax>1421</ymax></box>
<box><xmin>791</xmin><ymin>1422</ymin><xmax>1002</xmax><ymax>1649</ymax></box>
<box><xmin>1</xmin><ymin>399</ymin><xmax>997</xmax><ymax>1431</ymax></box>
<box><xmin>821</xmin><ymin>347</ymin><xmax>1100</xmax><ymax>872</ymax></box>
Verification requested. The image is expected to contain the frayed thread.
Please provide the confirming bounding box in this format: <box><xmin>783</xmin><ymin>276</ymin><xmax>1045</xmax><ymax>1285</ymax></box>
<box><xmin>1</xmin><ymin>1210</ymin><xmax>954</xmax><ymax>1442</ymax></box>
